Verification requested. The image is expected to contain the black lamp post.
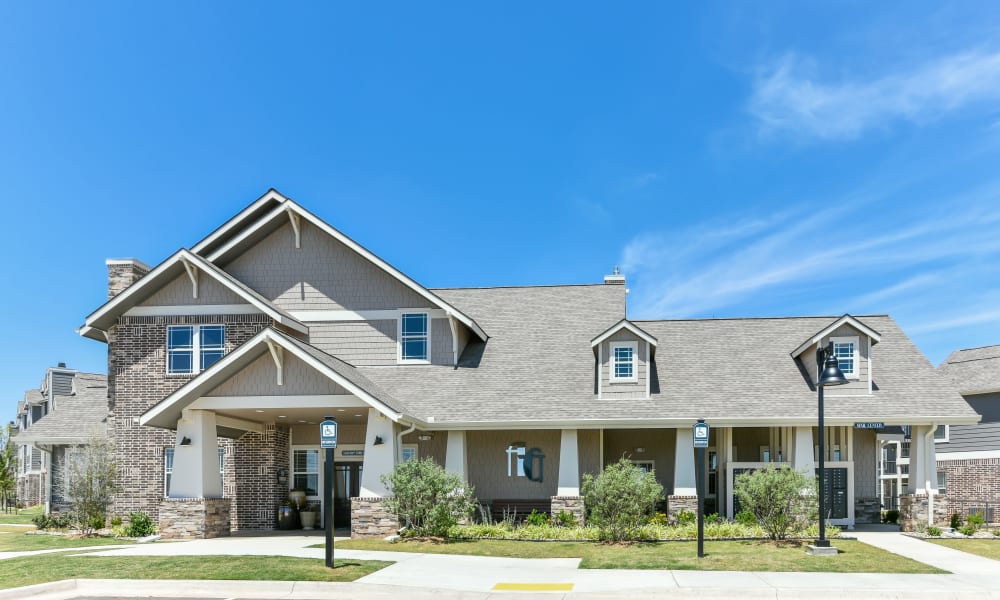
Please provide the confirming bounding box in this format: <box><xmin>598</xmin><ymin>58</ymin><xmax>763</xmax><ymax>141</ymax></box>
<box><xmin>815</xmin><ymin>342</ymin><xmax>848</xmax><ymax>548</ymax></box>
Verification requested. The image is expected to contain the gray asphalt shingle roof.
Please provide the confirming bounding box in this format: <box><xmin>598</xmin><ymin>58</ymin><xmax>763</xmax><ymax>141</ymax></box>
<box><xmin>13</xmin><ymin>373</ymin><xmax>108</xmax><ymax>443</ymax></box>
<box><xmin>353</xmin><ymin>285</ymin><xmax>975</xmax><ymax>426</ymax></box>
<box><xmin>269</xmin><ymin>328</ymin><xmax>411</xmax><ymax>416</ymax></box>
<box><xmin>939</xmin><ymin>345</ymin><xmax>1000</xmax><ymax>394</ymax></box>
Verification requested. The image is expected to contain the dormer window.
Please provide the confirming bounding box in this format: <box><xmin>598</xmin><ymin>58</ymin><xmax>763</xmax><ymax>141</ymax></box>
<box><xmin>610</xmin><ymin>341</ymin><xmax>638</xmax><ymax>383</ymax></box>
<box><xmin>830</xmin><ymin>336</ymin><xmax>859</xmax><ymax>379</ymax></box>
<box><xmin>399</xmin><ymin>312</ymin><xmax>430</xmax><ymax>363</ymax></box>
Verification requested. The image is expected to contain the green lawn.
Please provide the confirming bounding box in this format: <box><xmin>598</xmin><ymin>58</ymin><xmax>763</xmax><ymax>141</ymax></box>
<box><xmin>927</xmin><ymin>538</ymin><xmax>1000</xmax><ymax>561</ymax></box>
<box><xmin>0</xmin><ymin>505</ymin><xmax>42</xmax><ymax>526</ymax></box>
<box><xmin>0</xmin><ymin>552</ymin><xmax>390</xmax><ymax>590</ymax></box>
<box><xmin>333</xmin><ymin>538</ymin><xmax>945</xmax><ymax>573</ymax></box>
<box><xmin>0</xmin><ymin>531</ymin><xmax>132</xmax><ymax>552</ymax></box>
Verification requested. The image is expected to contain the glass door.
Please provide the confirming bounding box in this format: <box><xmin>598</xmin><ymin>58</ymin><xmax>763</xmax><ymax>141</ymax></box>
<box><xmin>334</xmin><ymin>463</ymin><xmax>362</xmax><ymax>528</ymax></box>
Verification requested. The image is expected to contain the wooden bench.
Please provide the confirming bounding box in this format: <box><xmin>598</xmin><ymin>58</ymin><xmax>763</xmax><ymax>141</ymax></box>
<box><xmin>489</xmin><ymin>499</ymin><xmax>551</xmax><ymax>522</ymax></box>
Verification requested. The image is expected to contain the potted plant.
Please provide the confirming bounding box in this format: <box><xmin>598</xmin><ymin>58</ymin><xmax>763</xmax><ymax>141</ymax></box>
<box><xmin>288</xmin><ymin>488</ymin><xmax>306</xmax><ymax>510</ymax></box>
<box><xmin>300</xmin><ymin>501</ymin><xmax>319</xmax><ymax>530</ymax></box>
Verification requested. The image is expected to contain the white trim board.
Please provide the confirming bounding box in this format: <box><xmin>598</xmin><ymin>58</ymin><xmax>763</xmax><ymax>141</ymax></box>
<box><xmin>126</xmin><ymin>304</ymin><xmax>259</xmax><ymax>317</ymax></box>
<box><xmin>791</xmin><ymin>314</ymin><xmax>882</xmax><ymax>359</ymax></box>
<box><xmin>290</xmin><ymin>309</ymin><xmax>448</xmax><ymax>322</ymax></box>
<box><xmin>191</xmin><ymin>395</ymin><xmax>368</xmax><ymax>410</ymax></box>
<box><xmin>936</xmin><ymin>450</ymin><xmax>1000</xmax><ymax>461</ymax></box>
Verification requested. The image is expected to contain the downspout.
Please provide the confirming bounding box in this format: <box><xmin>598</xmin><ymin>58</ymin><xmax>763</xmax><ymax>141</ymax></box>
<box><xmin>396</xmin><ymin>420</ymin><xmax>416</xmax><ymax>464</ymax></box>
<box><xmin>925</xmin><ymin>423</ymin><xmax>936</xmax><ymax>527</ymax></box>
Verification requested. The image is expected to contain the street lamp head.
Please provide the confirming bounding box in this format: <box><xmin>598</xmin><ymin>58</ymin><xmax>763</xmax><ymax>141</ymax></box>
<box><xmin>818</xmin><ymin>344</ymin><xmax>849</xmax><ymax>387</ymax></box>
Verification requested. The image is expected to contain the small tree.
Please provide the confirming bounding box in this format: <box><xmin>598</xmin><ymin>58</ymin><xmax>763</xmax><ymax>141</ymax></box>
<box><xmin>582</xmin><ymin>458</ymin><xmax>664</xmax><ymax>542</ymax></box>
<box><xmin>0</xmin><ymin>423</ymin><xmax>16</xmax><ymax>512</ymax></box>
<box><xmin>381</xmin><ymin>457</ymin><xmax>476</xmax><ymax>537</ymax></box>
<box><xmin>59</xmin><ymin>433</ymin><xmax>119</xmax><ymax>535</ymax></box>
<box><xmin>733</xmin><ymin>465</ymin><xmax>815</xmax><ymax>540</ymax></box>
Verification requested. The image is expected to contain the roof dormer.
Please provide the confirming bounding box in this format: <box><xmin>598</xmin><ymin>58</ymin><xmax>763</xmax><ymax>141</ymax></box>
<box><xmin>592</xmin><ymin>319</ymin><xmax>657</xmax><ymax>400</ymax></box>
<box><xmin>791</xmin><ymin>314</ymin><xmax>881</xmax><ymax>394</ymax></box>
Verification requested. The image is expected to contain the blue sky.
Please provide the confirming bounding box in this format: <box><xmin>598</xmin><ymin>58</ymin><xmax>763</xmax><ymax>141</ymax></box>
<box><xmin>3</xmin><ymin>2</ymin><xmax>1000</xmax><ymax>417</ymax></box>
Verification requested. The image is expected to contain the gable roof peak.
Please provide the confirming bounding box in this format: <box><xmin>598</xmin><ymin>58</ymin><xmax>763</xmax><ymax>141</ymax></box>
<box><xmin>79</xmin><ymin>248</ymin><xmax>307</xmax><ymax>341</ymax></box>
<box><xmin>790</xmin><ymin>313</ymin><xmax>882</xmax><ymax>359</ymax></box>
<box><xmin>591</xmin><ymin>319</ymin><xmax>658</xmax><ymax>348</ymax></box>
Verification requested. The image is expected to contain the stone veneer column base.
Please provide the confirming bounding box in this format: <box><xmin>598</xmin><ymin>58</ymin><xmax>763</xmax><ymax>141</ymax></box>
<box><xmin>899</xmin><ymin>494</ymin><xmax>949</xmax><ymax>532</ymax></box>
<box><xmin>551</xmin><ymin>496</ymin><xmax>585</xmax><ymax>526</ymax></box>
<box><xmin>351</xmin><ymin>497</ymin><xmax>399</xmax><ymax>538</ymax></box>
<box><xmin>159</xmin><ymin>498</ymin><xmax>231</xmax><ymax>539</ymax></box>
<box><xmin>668</xmin><ymin>495</ymin><xmax>699</xmax><ymax>518</ymax></box>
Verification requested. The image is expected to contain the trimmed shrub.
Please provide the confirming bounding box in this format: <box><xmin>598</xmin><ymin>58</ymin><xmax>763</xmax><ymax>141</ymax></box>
<box><xmin>582</xmin><ymin>458</ymin><xmax>664</xmax><ymax>542</ymax></box>
<box><xmin>927</xmin><ymin>526</ymin><xmax>942</xmax><ymax>537</ymax></box>
<box><xmin>525</xmin><ymin>509</ymin><xmax>547</xmax><ymax>526</ymax></box>
<box><xmin>125</xmin><ymin>511</ymin><xmax>156</xmax><ymax>537</ymax></box>
<box><xmin>553</xmin><ymin>510</ymin><xmax>577</xmax><ymax>527</ymax></box>
<box><xmin>950</xmin><ymin>513</ymin><xmax>962</xmax><ymax>529</ymax></box>
<box><xmin>733</xmin><ymin>465</ymin><xmax>815</xmax><ymax>540</ymax></box>
<box><xmin>381</xmin><ymin>457</ymin><xmax>476</xmax><ymax>538</ymax></box>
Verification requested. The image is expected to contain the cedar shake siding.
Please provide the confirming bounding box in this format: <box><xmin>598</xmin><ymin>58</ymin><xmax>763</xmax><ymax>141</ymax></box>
<box><xmin>599</xmin><ymin>328</ymin><xmax>649</xmax><ymax>399</ymax></box>
<box><xmin>207</xmin><ymin>352</ymin><xmax>351</xmax><ymax>397</ymax></box>
<box><xmin>222</xmin><ymin>221</ymin><xmax>432</xmax><ymax>312</ymax></box>
<box><xmin>139</xmin><ymin>273</ymin><xmax>247</xmax><ymax>306</ymax></box>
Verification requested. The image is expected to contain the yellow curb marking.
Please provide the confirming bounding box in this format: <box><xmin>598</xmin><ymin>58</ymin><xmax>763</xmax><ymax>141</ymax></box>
<box><xmin>492</xmin><ymin>583</ymin><xmax>574</xmax><ymax>591</ymax></box>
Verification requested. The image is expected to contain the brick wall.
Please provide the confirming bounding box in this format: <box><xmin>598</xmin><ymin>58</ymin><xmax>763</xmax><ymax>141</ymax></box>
<box><xmin>938</xmin><ymin>458</ymin><xmax>1000</xmax><ymax>520</ymax></box>
<box><xmin>108</xmin><ymin>313</ymin><xmax>271</xmax><ymax>520</ymax></box>
<box><xmin>231</xmin><ymin>424</ymin><xmax>290</xmax><ymax>530</ymax></box>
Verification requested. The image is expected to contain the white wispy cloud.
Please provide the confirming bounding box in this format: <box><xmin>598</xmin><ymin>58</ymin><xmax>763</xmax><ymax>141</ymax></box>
<box><xmin>622</xmin><ymin>198</ymin><xmax>1000</xmax><ymax>320</ymax></box>
<box><xmin>749</xmin><ymin>50</ymin><xmax>1000</xmax><ymax>140</ymax></box>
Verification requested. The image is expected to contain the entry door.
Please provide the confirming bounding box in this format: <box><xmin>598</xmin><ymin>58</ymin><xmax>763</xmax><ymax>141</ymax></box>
<box><xmin>334</xmin><ymin>462</ymin><xmax>362</xmax><ymax>528</ymax></box>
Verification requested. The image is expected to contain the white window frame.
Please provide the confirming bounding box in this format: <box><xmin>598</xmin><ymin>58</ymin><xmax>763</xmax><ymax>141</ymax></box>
<box><xmin>164</xmin><ymin>447</ymin><xmax>224</xmax><ymax>497</ymax></box>
<box><xmin>166</xmin><ymin>324</ymin><xmax>225</xmax><ymax>375</ymax></box>
<box><xmin>631</xmin><ymin>459</ymin><xmax>655</xmax><ymax>476</ymax></box>
<box><xmin>291</xmin><ymin>447</ymin><xmax>321</xmax><ymax>498</ymax></box>
<box><xmin>829</xmin><ymin>336</ymin><xmax>860</xmax><ymax>379</ymax></box>
<box><xmin>934</xmin><ymin>425</ymin><xmax>949</xmax><ymax>443</ymax></box>
<box><xmin>609</xmin><ymin>341</ymin><xmax>638</xmax><ymax>383</ymax></box>
<box><xmin>401</xmin><ymin>444</ymin><xmax>418</xmax><ymax>462</ymax></box>
<box><xmin>397</xmin><ymin>311</ymin><xmax>431</xmax><ymax>364</ymax></box>
<box><xmin>936</xmin><ymin>470</ymin><xmax>947</xmax><ymax>494</ymax></box>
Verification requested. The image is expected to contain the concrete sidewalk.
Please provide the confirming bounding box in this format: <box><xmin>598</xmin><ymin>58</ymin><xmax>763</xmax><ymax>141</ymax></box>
<box><xmin>5</xmin><ymin>532</ymin><xmax>1000</xmax><ymax>599</ymax></box>
<box><xmin>851</xmin><ymin>530</ymin><xmax>1000</xmax><ymax>575</ymax></box>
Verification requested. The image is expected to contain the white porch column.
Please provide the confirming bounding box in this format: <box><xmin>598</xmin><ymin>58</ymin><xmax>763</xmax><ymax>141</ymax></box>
<box><xmin>360</xmin><ymin>408</ymin><xmax>398</xmax><ymax>497</ymax></box>
<box><xmin>557</xmin><ymin>429</ymin><xmax>580</xmax><ymax>496</ymax></box>
<box><xmin>909</xmin><ymin>425</ymin><xmax>938</xmax><ymax>495</ymax></box>
<box><xmin>445</xmin><ymin>431</ymin><xmax>468</xmax><ymax>482</ymax></box>
<box><xmin>792</xmin><ymin>426</ymin><xmax>815</xmax><ymax>475</ymax></box>
<box><xmin>170</xmin><ymin>409</ymin><xmax>222</xmax><ymax>498</ymax></box>
<box><xmin>673</xmin><ymin>428</ymin><xmax>696</xmax><ymax>496</ymax></box>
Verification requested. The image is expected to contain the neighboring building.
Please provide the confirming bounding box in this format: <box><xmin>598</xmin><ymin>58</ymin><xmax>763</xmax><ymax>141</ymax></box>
<box><xmin>12</xmin><ymin>366</ymin><xmax>108</xmax><ymax>511</ymax></box>
<box><xmin>936</xmin><ymin>345</ymin><xmax>1000</xmax><ymax>521</ymax></box>
<box><xmin>77</xmin><ymin>189</ymin><xmax>979</xmax><ymax>538</ymax></box>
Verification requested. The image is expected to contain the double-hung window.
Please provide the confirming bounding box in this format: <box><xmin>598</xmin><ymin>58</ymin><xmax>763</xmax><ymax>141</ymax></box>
<box><xmin>610</xmin><ymin>341</ymin><xmax>638</xmax><ymax>382</ymax></box>
<box><xmin>399</xmin><ymin>312</ymin><xmax>429</xmax><ymax>363</ymax></box>
<box><xmin>167</xmin><ymin>325</ymin><xmax>225</xmax><ymax>374</ymax></box>
<box><xmin>829</xmin><ymin>336</ymin><xmax>858</xmax><ymax>379</ymax></box>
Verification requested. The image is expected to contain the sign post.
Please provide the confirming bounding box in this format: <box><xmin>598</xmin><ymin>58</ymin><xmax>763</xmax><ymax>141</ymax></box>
<box><xmin>693</xmin><ymin>419</ymin><xmax>709</xmax><ymax>559</ymax></box>
<box><xmin>320</xmin><ymin>417</ymin><xmax>338</xmax><ymax>569</ymax></box>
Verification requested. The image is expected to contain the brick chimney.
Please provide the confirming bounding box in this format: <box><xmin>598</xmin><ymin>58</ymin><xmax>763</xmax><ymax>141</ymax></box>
<box><xmin>604</xmin><ymin>265</ymin><xmax>626</xmax><ymax>285</ymax></box>
<box><xmin>106</xmin><ymin>258</ymin><xmax>151</xmax><ymax>299</ymax></box>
